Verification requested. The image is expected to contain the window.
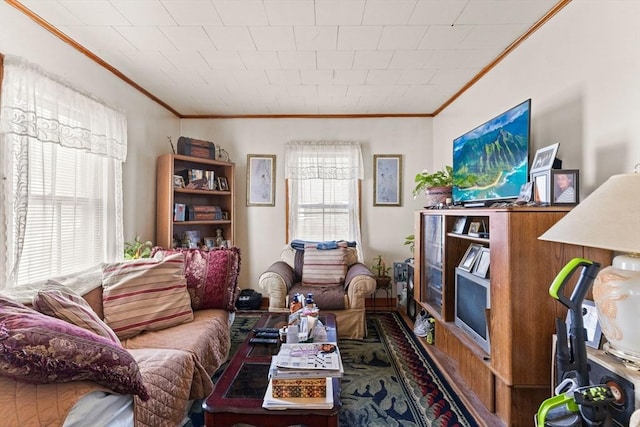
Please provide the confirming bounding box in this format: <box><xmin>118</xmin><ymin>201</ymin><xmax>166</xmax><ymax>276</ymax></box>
<box><xmin>0</xmin><ymin>56</ymin><xmax>126</xmax><ymax>289</ymax></box>
<box><xmin>285</xmin><ymin>142</ymin><xmax>363</xmax><ymax>252</ymax></box>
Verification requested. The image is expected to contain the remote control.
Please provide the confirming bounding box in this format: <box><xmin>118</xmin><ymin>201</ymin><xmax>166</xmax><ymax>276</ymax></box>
<box><xmin>255</xmin><ymin>331</ymin><xmax>279</xmax><ymax>338</ymax></box>
<box><xmin>249</xmin><ymin>337</ymin><xmax>278</xmax><ymax>344</ymax></box>
<box><xmin>253</xmin><ymin>328</ymin><xmax>278</xmax><ymax>335</ymax></box>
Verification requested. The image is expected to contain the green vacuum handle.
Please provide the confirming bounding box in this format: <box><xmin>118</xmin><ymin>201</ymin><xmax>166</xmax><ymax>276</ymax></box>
<box><xmin>548</xmin><ymin>258</ymin><xmax>594</xmax><ymax>309</ymax></box>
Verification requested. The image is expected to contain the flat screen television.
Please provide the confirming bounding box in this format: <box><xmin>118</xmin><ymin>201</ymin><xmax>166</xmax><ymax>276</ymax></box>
<box><xmin>452</xmin><ymin>99</ymin><xmax>531</xmax><ymax>206</ymax></box>
<box><xmin>454</xmin><ymin>267</ymin><xmax>491</xmax><ymax>354</ymax></box>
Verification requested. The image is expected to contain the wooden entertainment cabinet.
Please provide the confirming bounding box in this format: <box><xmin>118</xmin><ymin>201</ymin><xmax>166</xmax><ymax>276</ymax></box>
<box><xmin>414</xmin><ymin>207</ymin><xmax>611</xmax><ymax>426</ymax></box>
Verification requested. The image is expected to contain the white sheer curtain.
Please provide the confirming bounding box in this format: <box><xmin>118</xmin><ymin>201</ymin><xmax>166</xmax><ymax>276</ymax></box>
<box><xmin>285</xmin><ymin>141</ymin><xmax>364</xmax><ymax>259</ymax></box>
<box><xmin>0</xmin><ymin>55</ymin><xmax>127</xmax><ymax>289</ymax></box>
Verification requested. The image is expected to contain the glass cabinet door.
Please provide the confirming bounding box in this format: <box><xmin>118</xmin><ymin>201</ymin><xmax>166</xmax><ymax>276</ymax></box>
<box><xmin>421</xmin><ymin>214</ymin><xmax>444</xmax><ymax>315</ymax></box>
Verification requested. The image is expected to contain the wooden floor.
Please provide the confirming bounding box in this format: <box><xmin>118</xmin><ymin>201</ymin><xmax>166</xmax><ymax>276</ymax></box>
<box><xmin>390</xmin><ymin>303</ymin><xmax>505</xmax><ymax>427</ymax></box>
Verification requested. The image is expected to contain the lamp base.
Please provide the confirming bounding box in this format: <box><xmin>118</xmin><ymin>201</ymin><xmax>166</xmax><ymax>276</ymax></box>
<box><xmin>593</xmin><ymin>255</ymin><xmax>640</xmax><ymax>367</ymax></box>
<box><xmin>603</xmin><ymin>342</ymin><xmax>640</xmax><ymax>370</ymax></box>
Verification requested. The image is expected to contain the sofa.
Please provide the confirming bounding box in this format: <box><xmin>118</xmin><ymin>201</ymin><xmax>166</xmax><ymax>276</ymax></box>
<box><xmin>258</xmin><ymin>242</ymin><xmax>376</xmax><ymax>339</ymax></box>
<box><xmin>0</xmin><ymin>247</ymin><xmax>241</xmax><ymax>427</ymax></box>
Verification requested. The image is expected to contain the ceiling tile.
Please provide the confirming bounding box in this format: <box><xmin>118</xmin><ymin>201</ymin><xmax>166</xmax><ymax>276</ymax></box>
<box><xmin>398</xmin><ymin>68</ymin><xmax>438</xmax><ymax>85</ymax></box>
<box><xmin>317</xmin><ymin>85</ymin><xmax>348</xmax><ymax>97</ymax></box>
<box><xmin>250</xmin><ymin>27</ymin><xmax>296</xmax><ymax>50</ymax></box>
<box><xmin>315</xmin><ymin>0</ymin><xmax>365</xmax><ymax>25</ymax></box>
<box><xmin>264</xmin><ymin>0</ymin><xmax>314</xmax><ymax>25</ymax></box>
<box><xmin>58</xmin><ymin>0</ymin><xmax>129</xmax><ymax>25</ymax></box>
<box><xmin>460</xmin><ymin>24</ymin><xmax>528</xmax><ymax>49</ymax></box>
<box><xmin>114</xmin><ymin>26</ymin><xmax>175</xmax><ymax>51</ymax></box>
<box><xmin>317</xmin><ymin>51</ymin><xmax>355</xmax><ymax>69</ymax></box>
<box><xmin>353</xmin><ymin>51</ymin><xmax>393</xmax><ymax>69</ymax></box>
<box><xmin>366</xmin><ymin>69</ymin><xmax>402</xmax><ymax>85</ymax></box>
<box><xmin>300</xmin><ymin>70</ymin><xmax>334</xmax><ymax>85</ymax></box>
<box><xmin>337</xmin><ymin>26</ymin><xmax>382</xmax><ymax>50</ymax></box>
<box><xmin>111</xmin><ymin>0</ymin><xmax>175</xmax><ymax>26</ymax></box>
<box><xmin>419</xmin><ymin>25</ymin><xmax>472</xmax><ymax>50</ymax></box>
<box><xmin>161</xmin><ymin>27</ymin><xmax>216</xmax><ymax>50</ymax></box>
<box><xmin>59</xmin><ymin>25</ymin><xmax>136</xmax><ymax>53</ymax></box>
<box><xmin>200</xmin><ymin>50</ymin><xmax>246</xmax><ymax>69</ymax></box>
<box><xmin>456</xmin><ymin>1</ymin><xmax>558</xmax><ymax>25</ymax></box>
<box><xmin>161</xmin><ymin>51</ymin><xmax>212</xmax><ymax>71</ymax></box>
<box><xmin>378</xmin><ymin>26</ymin><xmax>428</xmax><ymax>50</ymax></box>
<box><xmin>277</xmin><ymin>51</ymin><xmax>317</xmax><ymax>69</ymax></box>
<box><xmin>362</xmin><ymin>0</ymin><xmax>417</xmax><ymax>25</ymax></box>
<box><xmin>388</xmin><ymin>51</ymin><xmax>431</xmax><ymax>69</ymax></box>
<box><xmin>294</xmin><ymin>26</ymin><xmax>338</xmax><ymax>50</ymax></box>
<box><xmin>239</xmin><ymin>51</ymin><xmax>281</xmax><ymax>69</ymax></box>
<box><xmin>409</xmin><ymin>0</ymin><xmax>467</xmax><ymax>25</ymax></box>
<box><xmin>205</xmin><ymin>26</ymin><xmax>256</xmax><ymax>50</ymax></box>
<box><xmin>266</xmin><ymin>70</ymin><xmax>302</xmax><ymax>85</ymax></box>
<box><xmin>19</xmin><ymin>0</ymin><xmax>83</xmax><ymax>25</ymax></box>
<box><xmin>213</xmin><ymin>0</ymin><xmax>269</xmax><ymax>26</ymax></box>
<box><xmin>333</xmin><ymin>69</ymin><xmax>368</xmax><ymax>85</ymax></box>
<box><xmin>162</xmin><ymin>0</ymin><xmax>223</xmax><ymax>26</ymax></box>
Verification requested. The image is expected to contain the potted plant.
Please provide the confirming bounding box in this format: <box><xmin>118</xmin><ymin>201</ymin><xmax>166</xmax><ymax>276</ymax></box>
<box><xmin>371</xmin><ymin>254</ymin><xmax>392</xmax><ymax>287</ymax></box>
<box><xmin>124</xmin><ymin>235</ymin><xmax>153</xmax><ymax>260</ymax></box>
<box><xmin>404</xmin><ymin>234</ymin><xmax>415</xmax><ymax>254</ymax></box>
<box><xmin>412</xmin><ymin>165</ymin><xmax>454</xmax><ymax>206</ymax></box>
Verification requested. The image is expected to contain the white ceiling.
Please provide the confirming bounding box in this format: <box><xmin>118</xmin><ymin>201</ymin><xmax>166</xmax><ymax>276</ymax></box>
<box><xmin>13</xmin><ymin>0</ymin><xmax>563</xmax><ymax>117</ymax></box>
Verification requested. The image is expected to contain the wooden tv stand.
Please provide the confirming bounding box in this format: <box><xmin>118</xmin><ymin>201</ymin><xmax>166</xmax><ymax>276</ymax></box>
<box><xmin>413</xmin><ymin>207</ymin><xmax>611</xmax><ymax>426</ymax></box>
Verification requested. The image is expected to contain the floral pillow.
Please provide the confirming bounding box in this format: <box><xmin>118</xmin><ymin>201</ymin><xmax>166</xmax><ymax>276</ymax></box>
<box><xmin>151</xmin><ymin>247</ymin><xmax>241</xmax><ymax>311</ymax></box>
<box><xmin>0</xmin><ymin>295</ymin><xmax>149</xmax><ymax>400</ymax></box>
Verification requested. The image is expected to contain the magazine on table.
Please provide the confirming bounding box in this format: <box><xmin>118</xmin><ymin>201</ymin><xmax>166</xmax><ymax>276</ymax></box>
<box><xmin>274</xmin><ymin>342</ymin><xmax>343</xmax><ymax>372</ymax></box>
<box><xmin>262</xmin><ymin>378</ymin><xmax>334</xmax><ymax>410</ymax></box>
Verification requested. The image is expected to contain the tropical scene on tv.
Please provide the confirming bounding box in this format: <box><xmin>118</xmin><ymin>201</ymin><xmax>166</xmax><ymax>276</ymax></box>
<box><xmin>452</xmin><ymin>100</ymin><xmax>530</xmax><ymax>204</ymax></box>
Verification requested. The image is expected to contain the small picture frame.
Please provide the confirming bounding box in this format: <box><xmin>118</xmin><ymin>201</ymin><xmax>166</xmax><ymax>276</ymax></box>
<box><xmin>551</xmin><ymin>169</ymin><xmax>579</xmax><ymax>205</ymax></box>
<box><xmin>566</xmin><ymin>299</ymin><xmax>602</xmax><ymax>349</ymax></box>
<box><xmin>373</xmin><ymin>154</ymin><xmax>402</xmax><ymax>206</ymax></box>
<box><xmin>459</xmin><ymin>243</ymin><xmax>483</xmax><ymax>272</ymax></box>
<box><xmin>515</xmin><ymin>181</ymin><xmax>533</xmax><ymax>204</ymax></box>
<box><xmin>532</xmin><ymin>170</ymin><xmax>551</xmax><ymax>205</ymax></box>
<box><xmin>472</xmin><ymin>248</ymin><xmax>491</xmax><ymax>279</ymax></box>
<box><xmin>217</xmin><ymin>177</ymin><xmax>229</xmax><ymax>191</ymax></box>
<box><xmin>468</xmin><ymin>221</ymin><xmax>481</xmax><ymax>235</ymax></box>
<box><xmin>203</xmin><ymin>237</ymin><xmax>216</xmax><ymax>249</ymax></box>
<box><xmin>452</xmin><ymin>216</ymin><xmax>468</xmax><ymax>234</ymax></box>
<box><xmin>173</xmin><ymin>175</ymin><xmax>185</xmax><ymax>188</ymax></box>
<box><xmin>530</xmin><ymin>143</ymin><xmax>560</xmax><ymax>174</ymax></box>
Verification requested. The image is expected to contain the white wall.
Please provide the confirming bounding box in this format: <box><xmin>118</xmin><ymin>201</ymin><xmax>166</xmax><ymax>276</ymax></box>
<box><xmin>433</xmin><ymin>0</ymin><xmax>640</xmax><ymax>196</ymax></box>
<box><xmin>181</xmin><ymin>118</ymin><xmax>432</xmax><ymax>290</ymax></box>
<box><xmin>0</xmin><ymin>2</ymin><xmax>181</xmax><ymax>246</ymax></box>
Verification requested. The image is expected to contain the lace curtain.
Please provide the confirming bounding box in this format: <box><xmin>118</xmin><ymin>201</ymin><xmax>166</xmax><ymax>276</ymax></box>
<box><xmin>285</xmin><ymin>141</ymin><xmax>364</xmax><ymax>259</ymax></box>
<box><xmin>0</xmin><ymin>55</ymin><xmax>127</xmax><ymax>289</ymax></box>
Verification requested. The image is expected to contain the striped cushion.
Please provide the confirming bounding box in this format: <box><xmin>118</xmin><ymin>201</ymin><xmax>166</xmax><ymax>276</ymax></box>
<box><xmin>301</xmin><ymin>247</ymin><xmax>348</xmax><ymax>286</ymax></box>
<box><xmin>101</xmin><ymin>253</ymin><xmax>194</xmax><ymax>340</ymax></box>
<box><xmin>32</xmin><ymin>286</ymin><xmax>120</xmax><ymax>344</ymax></box>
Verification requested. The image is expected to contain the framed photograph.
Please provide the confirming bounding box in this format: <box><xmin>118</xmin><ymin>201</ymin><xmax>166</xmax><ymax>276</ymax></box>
<box><xmin>203</xmin><ymin>237</ymin><xmax>216</xmax><ymax>249</ymax></box>
<box><xmin>515</xmin><ymin>181</ymin><xmax>533</xmax><ymax>204</ymax></box>
<box><xmin>530</xmin><ymin>143</ymin><xmax>560</xmax><ymax>174</ymax></box>
<box><xmin>459</xmin><ymin>243</ymin><xmax>483</xmax><ymax>272</ymax></box>
<box><xmin>551</xmin><ymin>169</ymin><xmax>579</xmax><ymax>205</ymax></box>
<box><xmin>173</xmin><ymin>175</ymin><xmax>185</xmax><ymax>188</ymax></box>
<box><xmin>247</xmin><ymin>154</ymin><xmax>276</xmax><ymax>206</ymax></box>
<box><xmin>217</xmin><ymin>176</ymin><xmax>229</xmax><ymax>191</ymax></box>
<box><xmin>472</xmin><ymin>248</ymin><xmax>491</xmax><ymax>278</ymax></box>
<box><xmin>566</xmin><ymin>299</ymin><xmax>602</xmax><ymax>349</ymax></box>
<box><xmin>374</xmin><ymin>154</ymin><xmax>402</xmax><ymax>206</ymax></box>
<box><xmin>532</xmin><ymin>171</ymin><xmax>551</xmax><ymax>205</ymax></box>
<box><xmin>468</xmin><ymin>222</ymin><xmax>481</xmax><ymax>234</ymax></box>
<box><xmin>452</xmin><ymin>216</ymin><xmax>468</xmax><ymax>234</ymax></box>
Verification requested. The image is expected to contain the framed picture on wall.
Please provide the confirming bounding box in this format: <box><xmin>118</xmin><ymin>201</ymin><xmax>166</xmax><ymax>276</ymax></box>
<box><xmin>373</xmin><ymin>154</ymin><xmax>402</xmax><ymax>206</ymax></box>
<box><xmin>247</xmin><ymin>154</ymin><xmax>276</xmax><ymax>206</ymax></box>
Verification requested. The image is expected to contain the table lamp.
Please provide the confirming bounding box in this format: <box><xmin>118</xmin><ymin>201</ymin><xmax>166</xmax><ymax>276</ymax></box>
<box><xmin>539</xmin><ymin>171</ymin><xmax>640</xmax><ymax>364</ymax></box>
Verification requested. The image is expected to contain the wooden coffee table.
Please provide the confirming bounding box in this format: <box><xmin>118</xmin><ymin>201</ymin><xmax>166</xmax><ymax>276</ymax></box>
<box><xmin>203</xmin><ymin>313</ymin><xmax>341</xmax><ymax>427</ymax></box>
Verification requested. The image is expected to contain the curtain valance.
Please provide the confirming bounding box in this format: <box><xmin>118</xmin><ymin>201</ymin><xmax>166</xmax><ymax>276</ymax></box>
<box><xmin>285</xmin><ymin>141</ymin><xmax>364</xmax><ymax>180</ymax></box>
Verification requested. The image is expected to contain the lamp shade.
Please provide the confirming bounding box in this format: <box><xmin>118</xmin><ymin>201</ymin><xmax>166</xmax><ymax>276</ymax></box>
<box><xmin>539</xmin><ymin>174</ymin><xmax>640</xmax><ymax>253</ymax></box>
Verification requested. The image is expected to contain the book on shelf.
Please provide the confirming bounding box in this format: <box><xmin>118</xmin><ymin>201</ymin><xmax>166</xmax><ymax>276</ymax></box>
<box><xmin>262</xmin><ymin>377</ymin><xmax>333</xmax><ymax>410</ymax></box>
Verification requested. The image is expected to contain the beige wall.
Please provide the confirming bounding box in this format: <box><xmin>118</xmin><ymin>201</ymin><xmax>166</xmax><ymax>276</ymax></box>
<box><xmin>3</xmin><ymin>1</ymin><xmax>638</xmax><ymax>292</ymax></box>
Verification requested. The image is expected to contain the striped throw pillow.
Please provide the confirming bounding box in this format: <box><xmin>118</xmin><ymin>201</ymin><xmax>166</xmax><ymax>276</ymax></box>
<box><xmin>32</xmin><ymin>286</ymin><xmax>120</xmax><ymax>344</ymax></box>
<box><xmin>301</xmin><ymin>247</ymin><xmax>348</xmax><ymax>286</ymax></box>
<box><xmin>101</xmin><ymin>253</ymin><xmax>194</xmax><ymax>340</ymax></box>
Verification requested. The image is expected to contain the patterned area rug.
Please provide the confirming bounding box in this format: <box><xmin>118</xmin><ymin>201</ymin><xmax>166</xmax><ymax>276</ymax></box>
<box><xmin>190</xmin><ymin>311</ymin><xmax>478</xmax><ymax>427</ymax></box>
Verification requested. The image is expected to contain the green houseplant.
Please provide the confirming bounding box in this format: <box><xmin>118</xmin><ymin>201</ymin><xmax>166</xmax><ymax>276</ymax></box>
<box><xmin>412</xmin><ymin>165</ymin><xmax>453</xmax><ymax>206</ymax></box>
<box><xmin>124</xmin><ymin>235</ymin><xmax>153</xmax><ymax>260</ymax></box>
<box><xmin>371</xmin><ymin>255</ymin><xmax>391</xmax><ymax>287</ymax></box>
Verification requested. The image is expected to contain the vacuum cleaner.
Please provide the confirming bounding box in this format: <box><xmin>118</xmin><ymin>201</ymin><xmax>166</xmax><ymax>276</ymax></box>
<box><xmin>535</xmin><ymin>258</ymin><xmax>616</xmax><ymax>427</ymax></box>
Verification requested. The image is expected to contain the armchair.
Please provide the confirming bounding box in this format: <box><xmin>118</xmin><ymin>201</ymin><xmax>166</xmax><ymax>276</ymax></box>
<box><xmin>258</xmin><ymin>243</ymin><xmax>376</xmax><ymax>339</ymax></box>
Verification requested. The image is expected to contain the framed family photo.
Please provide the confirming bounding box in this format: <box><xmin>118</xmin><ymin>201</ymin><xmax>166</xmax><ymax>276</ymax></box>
<box><xmin>247</xmin><ymin>154</ymin><xmax>276</xmax><ymax>206</ymax></box>
<box><xmin>530</xmin><ymin>143</ymin><xmax>559</xmax><ymax>174</ymax></box>
<box><xmin>459</xmin><ymin>243</ymin><xmax>483</xmax><ymax>272</ymax></box>
<box><xmin>551</xmin><ymin>169</ymin><xmax>579</xmax><ymax>205</ymax></box>
<box><xmin>373</xmin><ymin>154</ymin><xmax>402</xmax><ymax>206</ymax></box>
